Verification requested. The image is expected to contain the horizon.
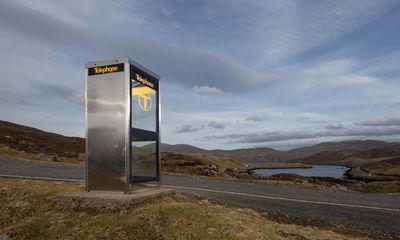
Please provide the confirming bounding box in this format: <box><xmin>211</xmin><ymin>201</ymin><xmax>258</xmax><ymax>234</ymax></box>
<box><xmin>2</xmin><ymin>118</ymin><xmax>399</xmax><ymax>151</ymax></box>
<box><xmin>0</xmin><ymin>1</ymin><xmax>399</xmax><ymax>150</ymax></box>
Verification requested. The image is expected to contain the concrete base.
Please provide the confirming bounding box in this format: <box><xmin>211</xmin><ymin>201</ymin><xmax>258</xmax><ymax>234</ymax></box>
<box><xmin>58</xmin><ymin>185</ymin><xmax>175</xmax><ymax>208</ymax></box>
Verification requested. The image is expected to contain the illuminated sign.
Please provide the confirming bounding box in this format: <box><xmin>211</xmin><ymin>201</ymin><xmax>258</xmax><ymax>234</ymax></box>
<box><xmin>130</xmin><ymin>64</ymin><xmax>158</xmax><ymax>90</ymax></box>
<box><xmin>88</xmin><ymin>63</ymin><xmax>124</xmax><ymax>76</ymax></box>
<box><xmin>135</xmin><ymin>73</ymin><xmax>154</xmax><ymax>89</ymax></box>
<box><xmin>130</xmin><ymin>64</ymin><xmax>158</xmax><ymax>112</ymax></box>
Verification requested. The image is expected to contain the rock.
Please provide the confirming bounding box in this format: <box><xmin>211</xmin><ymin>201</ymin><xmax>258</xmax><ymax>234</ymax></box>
<box><xmin>37</xmin><ymin>153</ymin><xmax>56</xmax><ymax>162</ymax></box>
<box><xmin>207</xmin><ymin>227</ymin><xmax>216</xmax><ymax>233</ymax></box>
<box><xmin>223</xmin><ymin>223</ymin><xmax>233</xmax><ymax>230</ymax></box>
<box><xmin>208</xmin><ymin>164</ymin><xmax>218</xmax><ymax>170</ymax></box>
<box><xmin>78</xmin><ymin>153</ymin><xmax>86</xmax><ymax>161</ymax></box>
<box><xmin>226</xmin><ymin>167</ymin><xmax>240</xmax><ymax>173</ymax></box>
<box><xmin>14</xmin><ymin>200</ymin><xmax>31</xmax><ymax>208</ymax></box>
<box><xmin>204</xmin><ymin>168</ymin><xmax>218</xmax><ymax>176</ymax></box>
<box><xmin>261</xmin><ymin>212</ymin><xmax>269</xmax><ymax>217</ymax></box>
<box><xmin>199</xmin><ymin>199</ymin><xmax>210</xmax><ymax>204</ymax></box>
<box><xmin>64</xmin><ymin>152</ymin><xmax>73</xmax><ymax>158</ymax></box>
<box><xmin>16</xmin><ymin>140</ymin><xmax>29</xmax><ymax>151</ymax></box>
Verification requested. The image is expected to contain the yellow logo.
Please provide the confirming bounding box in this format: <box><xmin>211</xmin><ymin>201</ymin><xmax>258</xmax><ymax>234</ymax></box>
<box><xmin>138</xmin><ymin>95</ymin><xmax>152</xmax><ymax>112</ymax></box>
<box><xmin>94</xmin><ymin>66</ymin><xmax>119</xmax><ymax>74</ymax></box>
<box><xmin>132</xmin><ymin>87</ymin><xmax>155</xmax><ymax>112</ymax></box>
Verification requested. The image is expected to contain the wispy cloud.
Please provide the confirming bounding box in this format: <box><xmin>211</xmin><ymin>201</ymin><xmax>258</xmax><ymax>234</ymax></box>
<box><xmin>193</xmin><ymin>85</ymin><xmax>229</xmax><ymax>95</ymax></box>
<box><xmin>325</xmin><ymin>123</ymin><xmax>344</xmax><ymax>130</ymax></box>
<box><xmin>361</xmin><ymin>117</ymin><xmax>400</xmax><ymax>126</ymax></box>
<box><xmin>31</xmin><ymin>82</ymin><xmax>83</xmax><ymax>105</ymax></box>
<box><xmin>174</xmin><ymin>124</ymin><xmax>204</xmax><ymax>133</ymax></box>
<box><xmin>251</xmin><ymin>0</ymin><xmax>397</xmax><ymax>65</ymax></box>
<box><xmin>246</xmin><ymin>115</ymin><xmax>267</xmax><ymax>122</ymax></box>
<box><xmin>205</xmin><ymin>126</ymin><xmax>400</xmax><ymax>143</ymax></box>
<box><xmin>208</xmin><ymin>121</ymin><xmax>226</xmax><ymax>130</ymax></box>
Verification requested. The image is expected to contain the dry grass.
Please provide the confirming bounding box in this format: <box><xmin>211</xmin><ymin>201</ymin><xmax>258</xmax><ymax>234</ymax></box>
<box><xmin>0</xmin><ymin>178</ymin><xmax>371</xmax><ymax>240</ymax></box>
<box><xmin>161</xmin><ymin>152</ymin><xmax>244</xmax><ymax>175</ymax></box>
<box><xmin>0</xmin><ymin>146</ymin><xmax>83</xmax><ymax>166</ymax></box>
<box><xmin>350</xmin><ymin>181</ymin><xmax>400</xmax><ymax>193</ymax></box>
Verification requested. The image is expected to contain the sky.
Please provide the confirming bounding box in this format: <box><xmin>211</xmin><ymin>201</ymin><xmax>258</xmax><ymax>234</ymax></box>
<box><xmin>0</xmin><ymin>0</ymin><xmax>399</xmax><ymax>150</ymax></box>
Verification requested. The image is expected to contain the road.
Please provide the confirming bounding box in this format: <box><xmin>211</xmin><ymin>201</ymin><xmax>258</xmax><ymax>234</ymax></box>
<box><xmin>1</xmin><ymin>158</ymin><xmax>399</xmax><ymax>239</ymax></box>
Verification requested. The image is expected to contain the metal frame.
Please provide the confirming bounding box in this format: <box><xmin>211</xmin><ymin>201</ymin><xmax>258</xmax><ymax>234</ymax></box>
<box><xmin>85</xmin><ymin>57</ymin><xmax>160</xmax><ymax>194</ymax></box>
<box><xmin>85</xmin><ymin>68</ymin><xmax>88</xmax><ymax>192</ymax></box>
<box><xmin>156</xmin><ymin>81</ymin><xmax>161</xmax><ymax>184</ymax></box>
<box><xmin>125</xmin><ymin>62</ymin><xmax>131</xmax><ymax>193</ymax></box>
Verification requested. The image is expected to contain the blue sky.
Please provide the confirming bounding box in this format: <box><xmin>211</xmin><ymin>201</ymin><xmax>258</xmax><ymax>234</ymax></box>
<box><xmin>0</xmin><ymin>0</ymin><xmax>399</xmax><ymax>150</ymax></box>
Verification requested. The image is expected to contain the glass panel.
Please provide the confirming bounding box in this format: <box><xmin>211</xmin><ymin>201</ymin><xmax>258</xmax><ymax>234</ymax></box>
<box><xmin>131</xmin><ymin>141</ymin><xmax>157</xmax><ymax>179</ymax></box>
<box><xmin>131</xmin><ymin>80</ymin><xmax>156</xmax><ymax>132</ymax></box>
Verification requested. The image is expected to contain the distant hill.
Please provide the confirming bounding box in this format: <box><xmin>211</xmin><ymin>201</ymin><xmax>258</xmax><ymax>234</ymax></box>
<box><xmin>156</xmin><ymin>140</ymin><xmax>393</xmax><ymax>164</ymax></box>
<box><xmin>1</xmin><ymin>120</ymin><xmax>398</xmax><ymax>169</ymax></box>
<box><xmin>209</xmin><ymin>147</ymin><xmax>283</xmax><ymax>163</ymax></box>
<box><xmin>346</xmin><ymin>143</ymin><xmax>400</xmax><ymax>160</ymax></box>
<box><xmin>0</xmin><ymin>120</ymin><xmax>84</xmax><ymax>158</ymax></box>
<box><xmin>143</xmin><ymin>143</ymin><xmax>209</xmax><ymax>155</ymax></box>
<box><xmin>290</xmin><ymin>142</ymin><xmax>400</xmax><ymax>166</ymax></box>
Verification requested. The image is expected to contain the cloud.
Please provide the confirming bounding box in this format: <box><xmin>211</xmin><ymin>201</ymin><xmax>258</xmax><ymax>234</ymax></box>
<box><xmin>283</xmin><ymin>59</ymin><xmax>381</xmax><ymax>93</ymax></box>
<box><xmin>147</xmin><ymin>1</ymin><xmax>396</xmax><ymax>66</ymax></box>
<box><xmin>193</xmin><ymin>85</ymin><xmax>228</xmax><ymax>95</ymax></box>
<box><xmin>325</xmin><ymin>123</ymin><xmax>344</xmax><ymax>130</ymax></box>
<box><xmin>251</xmin><ymin>1</ymin><xmax>397</xmax><ymax>65</ymax></box>
<box><xmin>208</xmin><ymin>121</ymin><xmax>226</xmax><ymax>130</ymax></box>
<box><xmin>204</xmin><ymin>126</ymin><xmax>400</xmax><ymax>143</ymax></box>
<box><xmin>68</xmin><ymin>91</ymin><xmax>85</xmax><ymax>105</ymax></box>
<box><xmin>246</xmin><ymin>115</ymin><xmax>267</xmax><ymax>122</ymax></box>
<box><xmin>0</xmin><ymin>0</ymin><xmax>399</xmax><ymax>149</ymax></box>
<box><xmin>0</xmin><ymin>1</ymin><xmax>268</xmax><ymax>94</ymax></box>
<box><xmin>361</xmin><ymin>117</ymin><xmax>400</xmax><ymax>127</ymax></box>
<box><xmin>174</xmin><ymin>124</ymin><xmax>204</xmax><ymax>133</ymax></box>
<box><xmin>0</xmin><ymin>1</ymin><xmax>392</xmax><ymax>97</ymax></box>
<box><xmin>31</xmin><ymin>82</ymin><xmax>83</xmax><ymax>105</ymax></box>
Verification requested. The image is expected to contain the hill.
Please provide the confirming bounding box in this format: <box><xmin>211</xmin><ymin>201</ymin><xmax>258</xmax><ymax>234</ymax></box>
<box><xmin>144</xmin><ymin>143</ymin><xmax>209</xmax><ymax>155</ymax></box>
<box><xmin>158</xmin><ymin>140</ymin><xmax>393</xmax><ymax>164</ymax></box>
<box><xmin>0</xmin><ymin>120</ymin><xmax>84</xmax><ymax>158</ymax></box>
<box><xmin>290</xmin><ymin>142</ymin><xmax>400</xmax><ymax>166</ymax></box>
<box><xmin>1</xmin><ymin>120</ymin><xmax>398</xmax><ymax>172</ymax></box>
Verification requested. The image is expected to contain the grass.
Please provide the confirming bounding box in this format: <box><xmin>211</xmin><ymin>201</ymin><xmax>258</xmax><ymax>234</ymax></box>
<box><xmin>161</xmin><ymin>152</ymin><xmax>244</xmax><ymax>175</ymax></box>
<box><xmin>0</xmin><ymin>178</ymin><xmax>370</xmax><ymax>240</ymax></box>
<box><xmin>353</xmin><ymin>181</ymin><xmax>400</xmax><ymax>193</ymax></box>
<box><xmin>0</xmin><ymin>146</ymin><xmax>83</xmax><ymax>165</ymax></box>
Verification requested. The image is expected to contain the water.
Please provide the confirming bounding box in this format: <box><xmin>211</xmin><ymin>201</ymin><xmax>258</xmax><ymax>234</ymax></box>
<box><xmin>251</xmin><ymin>165</ymin><xmax>349</xmax><ymax>179</ymax></box>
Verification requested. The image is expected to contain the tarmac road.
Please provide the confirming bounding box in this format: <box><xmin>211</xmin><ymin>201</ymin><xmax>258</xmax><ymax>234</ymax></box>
<box><xmin>1</xmin><ymin>158</ymin><xmax>399</xmax><ymax>239</ymax></box>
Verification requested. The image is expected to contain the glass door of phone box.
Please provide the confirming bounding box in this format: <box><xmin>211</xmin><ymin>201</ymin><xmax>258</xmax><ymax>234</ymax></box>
<box><xmin>130</xmin><ymin>66</ymin><xmax>160</xmax><ymax>183</ymax></box>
